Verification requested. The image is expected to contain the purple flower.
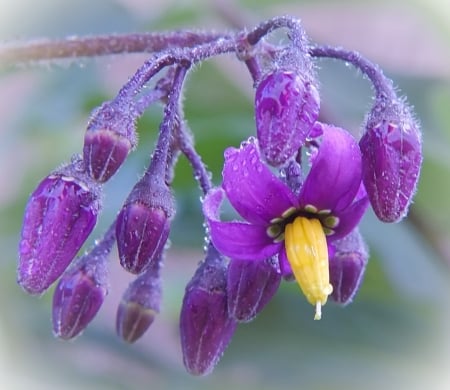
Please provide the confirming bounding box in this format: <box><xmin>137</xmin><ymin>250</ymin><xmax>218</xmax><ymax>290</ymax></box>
<box><xmin>255</xmin><ymin>71</ymin><xmax>320</xmax><ymax>166</ymax></box>
<box><xmin>18</xmin><ymin>158</ymin><xmax>101</xmax><ymax>295</ymax></box>
<box><xmin>203</xmin><ymin>123</ymin><xmax>368</xmax><ymax>319</ymax></box>
<box><xmin>359</xmin><ymin>99</ymin><xmax>422</xmax><ymax>222</ymax></box>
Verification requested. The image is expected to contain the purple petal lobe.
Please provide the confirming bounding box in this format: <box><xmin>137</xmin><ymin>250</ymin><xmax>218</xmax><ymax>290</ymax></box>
<box><xmin>227</xmin><ymin>257</ymin><xmax>281</xmax><ymax>322</ymax></box>
<box><xmin>222</xmin><ymin>138</ymin><xmax>298</xmax><ymax>225</ymax></box>
<box><xmin>18</xmin><ymin>168</ymin><xmax>100</xmax><ymax>295</ymax></box>
<box><xmin>331</xmin><ymin>184</ymin><xmax>369</xmax><ymax>240</ymax></box>
<box><xmin>278</xmin><ymin>247</ymin><xmax>294</xmax><ymax>281</ymax></box>
<box><xmin>255</xmin><ymin>71</ymin><xmax>320</xmax><ymax>166</ymax></box>
<box><xmin>360</xmin><ymin>101</ymin><xmax>422</xmax><ymax>222</ymax></box>
<box><xmin>203</xmin><ymin>188</ymin><xmax>281</xmax><ymax>260</ymax></box>
<box><xmin>300</xmin><ymin>123</ymin><xmax>362</xmax><ymax>212</ymax></box>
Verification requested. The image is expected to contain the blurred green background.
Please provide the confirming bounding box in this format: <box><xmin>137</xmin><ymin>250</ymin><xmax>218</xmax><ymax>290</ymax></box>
<box><xmin>1</xmin><ymin>0</ymin><xmax>450</xmax><ymax>389</ymax></box>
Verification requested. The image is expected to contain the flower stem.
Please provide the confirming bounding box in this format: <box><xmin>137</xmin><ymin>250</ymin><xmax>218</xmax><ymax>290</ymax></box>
<box><xmin>309</xmin><ymin>45</ymin><xmax>396</xmax><ymax>100</ymax></box>
<box><xmin>0</xmin><ymin>31</ymin><xmax>227</xmax><ymax>66</ymax></box>
<box><xmin>177</xmin><ymin>121</ymin><xmax>213</xmax><ymax>195</ymax></box>
<box><xmin>146</xmin><ymin>64</ymin><xmax>189</xmax><ymax>181</ymax></box>
<box><xmin>86</xmin><ymin>219</ymin><xmax>117</xmax><ymax>261</ymax></box>
<box><xmin>245</xmin><ymin>16</ymin><xmax>308</xmax><ymax>52</ymax></box>
<box><xmin>116</xmin><ymin>37</ymin><xmax>236</xmax><ymax>101</ymax></box>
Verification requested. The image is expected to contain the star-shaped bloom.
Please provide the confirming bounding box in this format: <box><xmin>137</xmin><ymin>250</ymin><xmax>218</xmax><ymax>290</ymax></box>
<box><xmin>203</xmin><ymin>123</ymin><xmax>369</xmax><ymax>319</ymax></box>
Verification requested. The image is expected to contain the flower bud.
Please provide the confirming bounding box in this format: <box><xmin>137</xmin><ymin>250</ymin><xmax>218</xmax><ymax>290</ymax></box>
<box><xmin>359</xmin><ymin>99</ymin><xmax>422</xmax><ymax>222</ymax></box>
<box><xmin>180</xmin><ymin>244</ymin><xmax>237</xmax><ymax>376</ymax></box>
<box><xmin>18</xmin><ymin>157</ymin><xmax>101</xmax><ymax>295</ymax></box>
<box><xmin>255</xmin><ymin>70</ymin><xmax>320</xmax><ymax>166</ymax></box>
<box><xmin>328</xmin><ymin>228</ymin><xmax>368</xmax><ymax>305</ymax></box>
<box><xmin>116</xmin><ymin>172</ymin><xmax>173</xmax><ymax>274</ymax></box>
<box><xmin>83</xmin><ymin>100</ymin><xmax>137</xmax><ymax>182</ymax></box>
<box><xmin>227</xmin><ymin>257</ymin><xmax>281</xmax><ymax>322</ymax></box>
<box><xmin>52</xmin><ymin>250</ymin><xmax>109</xmax><ymax>340</ymax></box>
<box><xmin>116</xmin><ymin>261</ymin><xmax>162</xmax><ymax>343</ymax></box>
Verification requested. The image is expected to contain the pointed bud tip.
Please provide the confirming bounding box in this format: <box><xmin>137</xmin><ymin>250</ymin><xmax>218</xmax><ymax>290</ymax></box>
<box><xmin>116</xmin><ymin>268</ymin><xmax>161</xmax><ymax>343</ymax></box>
<box><xmin>116</xmin><ymin>301</ymin><xmax>158</xmax><ymax>343</ymax></box>
<box><xmin>83</xmin><ymin>129</ymin><xmax>132</xmax><ymax>182</ymax></box>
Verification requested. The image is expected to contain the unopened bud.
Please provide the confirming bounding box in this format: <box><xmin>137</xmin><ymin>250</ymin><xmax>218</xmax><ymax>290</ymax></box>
<box><xmin>329</xmin><ymin>228</ymin><xmax>368</xmax><ymax>305</ymax></box>
<box><xmin>116</xmin><ymin>172</ymin><xmax>174</xmax><ymax>274</ymax></box>
<box><xmin>227</xmin><ymin>257</ymin><xmax>281</xmax><ymax>322</ymax></box>
<box><xmin>52</xmin><ymin>250</ymin><xmax>109</xmax><ymax>340</ymax></box>
<box><xmin>83</xmin><ymin>100</ymin><xmax>137</xmax><ymax>182</ymax></box>
<box><xmin>255</xmin><ymin>71</ymin><xmax>320</xmax><ymax>166</ymax></box>
<box><xmin>180</xmin><ymin>244</ymin><xmax>236</xmax><ymax>376</ymax></box>
<box><xmin>116</xmin><ymin>261</ymin><xmax>162</xmax><ymax>343</ymax></box>
<box><xmin>359</xmin><ymin>99</ymin><xmax>422</xmax><ymax>222</ymax></box>
<box><xmin>18</xmin><ymin>157</ymin><xmax>101</xmax><ymax>295</ymax></box>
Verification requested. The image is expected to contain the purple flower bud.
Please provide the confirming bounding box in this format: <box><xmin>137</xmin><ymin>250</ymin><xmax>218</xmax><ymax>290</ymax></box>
<box><xmin>18</xmin><ymin>158</ymin><xmax>101</xmax><ymax>295</ymax></box>
<box><xmin>180</xmin><ymin>244</ymin><xmax>237</xmax><ymax>376</ymax></box>
<box><xmin>83</xmin><ymin>100</ymin><xmax>137</xmax><ymax>182</ymax></box>
<box><xmin>116</xmin><ymin>261</ymin><xmax>162</xmax><ymax>343</ymax></box>
<box><xmin>52</xmin><ymin>250</ymin><xmax>109</xmax><ymax>340</ymax></box>
<box><xmin>328</xmin><ymin>228</ymin><xmax>368</xmax><ymax>305</ymax></box>
<box><xmin>359</xmin><ymin>99</ymin><xmax>422</xmax><ymax>222</ymax></box>
<box><xmin>116</xmin><ymin>171</ymin><xmax>174</xmax><ymax>274</ymax></box>
<box><xmin>255</xmin><ymin>71</ymin><xmax>320</xmax><ymax>166</ymax></box>
<box><xmin>227</xmin><ymin>257</ymin><xmax>281</xmax><ymax>322</ymax></box>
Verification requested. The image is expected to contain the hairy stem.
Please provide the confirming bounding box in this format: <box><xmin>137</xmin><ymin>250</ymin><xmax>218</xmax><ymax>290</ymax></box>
<box><xmin>146</xmin><ymin>64</ymin><xmax>189</xmax><ymax>180</ymax></box>
<box><xmin>116</xmin><ymin>37</ymin><xmax>236</xmax><ymax>100</ymax></box>
<box><xmin>0</xmin><ymin>31</ymin><xmax>227</xmax><ymax>66</ymax></box>
<box><xmin>245</xmin><ymin>16</ymin><xmax>308</xmax><ymax>52</ymax></box>
<box><xmin>177</xmin><ymin>122</ymin><xmax>213</xmax><ymax>195</ymax></box>
<box><xmin>309</xmin><ymin>45</ymin><xmax>396</xmax><ymax>100</ymax></box>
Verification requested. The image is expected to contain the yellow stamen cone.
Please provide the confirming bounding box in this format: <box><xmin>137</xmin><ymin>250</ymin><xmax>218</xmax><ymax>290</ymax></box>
<box><xmin>285</xmin><ymin>217</ymin><xmax>333</xmax><ymax>320</ymax></box>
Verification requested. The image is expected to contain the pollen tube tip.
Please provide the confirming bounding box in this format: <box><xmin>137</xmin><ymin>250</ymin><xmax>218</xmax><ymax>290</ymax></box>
<box><xmin>314</xmin><ymin>302</ymin><xmax>322</xmax><ymax>320</ymax></box>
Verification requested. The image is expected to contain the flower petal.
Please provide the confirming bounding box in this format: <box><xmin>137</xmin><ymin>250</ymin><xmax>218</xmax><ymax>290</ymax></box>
<box><xmin>332</xmin><ymin>184</ymin><xmax>369</xmax><ymax>240</ymax></box>
<box><xmin>300</xmin><ymin>123</ymin><xmax>362</xmax><ymax>212</ymax></box>
<box><xmin>278</xmin><ymin>246</ymin><xmax>294</xmax><ymax>280</ymax></box>
<box><xmin>222</xmin><ymin>138</ymin><xmax>298</xmax><ymax>225</ymax></box>
<box><xmin>203</xmin><ymin>187</ymin><xmax>281</xmax><ymax>260</ymax></box>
